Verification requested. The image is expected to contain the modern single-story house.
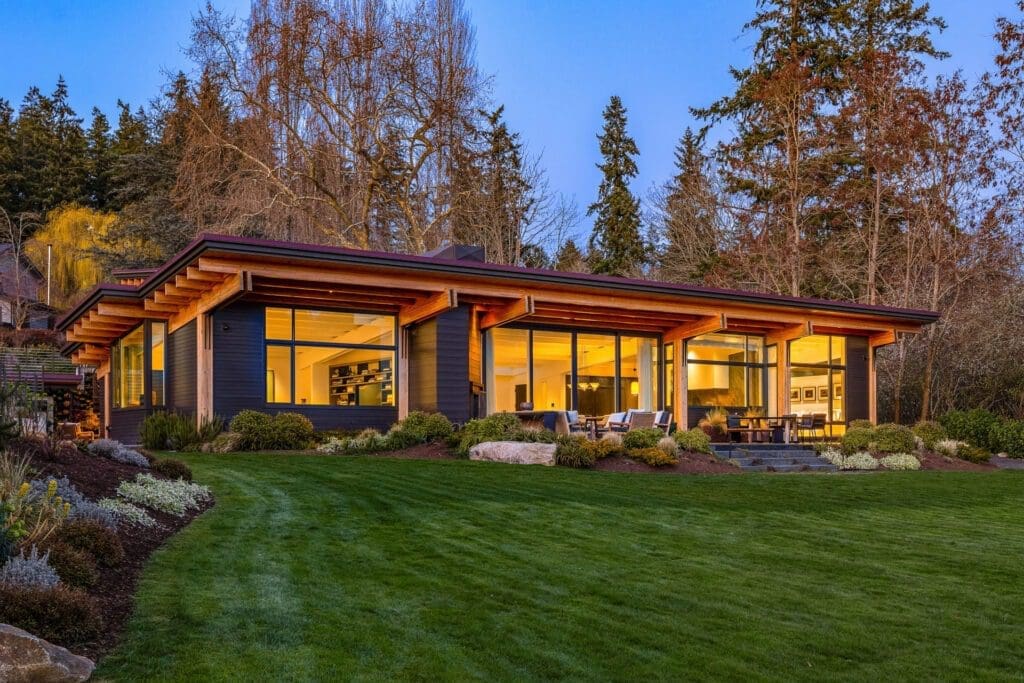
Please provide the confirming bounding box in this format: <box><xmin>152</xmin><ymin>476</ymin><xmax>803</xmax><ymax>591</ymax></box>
<box><xmin>57</xmin><ymin>234</ymin><xmax>938</xmax><ymax>442</ymax></box>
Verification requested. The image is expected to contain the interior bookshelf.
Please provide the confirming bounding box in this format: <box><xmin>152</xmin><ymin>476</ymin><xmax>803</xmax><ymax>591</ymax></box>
<box><xmin>328</xmin><ymin>358</ymin><xmax>393</xmax><ymax>406</ymax></box>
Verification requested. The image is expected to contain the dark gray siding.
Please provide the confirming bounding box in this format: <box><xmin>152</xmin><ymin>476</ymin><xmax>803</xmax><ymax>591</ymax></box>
<box><xmin>109</xmin><ymin>408</ymin><xmax>147</xmax><ymax>444</ymax></box>
<box><xmin>407</xmin><ymin>306</ymin><xmax>472</xmax><ymax>424</ymax></box>
<box><xmin>166</xmin><ymin>320</ymin><xmax>197</xmax><ymax>413</ymax></box>
<box><xmin>845</xmin><ymin>335</ymin><xmax>870</xmax><ymax>422</ymax></box>
<box><xmin>212</xmin><ymin>300</ymin><xmax>396</xmax><ymax>431</ymax></box>
<box><xmin>435</xmin><ymin>307</ymin><xmax>471</xmax><ymax>423</ymax></box>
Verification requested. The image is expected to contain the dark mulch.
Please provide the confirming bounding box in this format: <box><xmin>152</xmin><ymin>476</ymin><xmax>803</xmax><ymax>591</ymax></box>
<box><xmin>594</xmin><ymin>452</ymin><xmax>740</xmax><ymax>475</ymax></box>
<box><xmin>24</xmin><ymin>447</ymin><xmax>212</xmax><ymax>661</ymax></box>
<box><xmin>916</xmin><ymin>450</ymin><xmax>996</xmax><ymax>471</ymax></box>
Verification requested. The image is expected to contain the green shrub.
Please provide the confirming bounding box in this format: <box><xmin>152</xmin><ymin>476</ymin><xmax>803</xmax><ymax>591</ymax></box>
<box><xmin>196</xmin><ymin>415</ymin><xmax>225</xmax><ymax>445</ymax></box>
<box><xmin>141</xmin><ymin>412</ymin><xmax>221</xmax><ymax>451</ymax></box>
<box><xmin>456</xmin><ymin>413</ymin><xmax>535</xmax><ymax>457</ymax></box>
<box><xmin>848</xmin><ymin>419</ymin><xmax>874</xmax><ymax>430</ymax></box>
<box><xmin>140</xmin><ymin>411</ymin><xmax>174</xmax><ymax>450</ymax></box>
<box><xmin>593</xmin><ymin>436</ymin><xmax>625</xmax><ymax>459</ymax></box>
<box><xmin>44</xmin><ymin>542</ymin><xmax>99</xmax><ymax>589</ymax></box>
<box><xmin>622</xmin><ymin>428</ymin><xmax>664</xmax><ymax>450</ymax></box>
<box><xmin>987</xmin><ymin>419</ymin><xmax>1024</xmax><ymax>458</ymax></box>
<box><xmin>229</xmin><ymin>411</ymin><xmax>314</xmax><ymax>450</ymax></box>
<box><xmin>873</xmin><ymin>423</ymin><xmax>916</xmax><ymax>453</ymax></box>
<box><xmin>204</xmin><ymin>432</ymin><xmax>243</xmax><ymax>453</ymax></box>
<box><xmin>628</xmin><ymin>447</ymin><xmax>679</xmax><ymax>467</ymax></box>
<box><xmin>673</xmin><ymin>428</ymin><xmax>711</xmax><ymax>454</ymax></box>
<box><xmin>879</xmin><ymin>453</ymin><xmax>921</xmax><ymax>471</ymax></box>
<box><xmin>841</xmin><ymin>426</ymin><xmax>875</xmax><ymax>454</ymax></box>
<box><xmin>554</xmin><ymin>436</ymin><xmax>597</xmax><ymax>468</ymax></box>
<box><xmin>229</xmin><ymin>410</ymin><xmax>274</xmax><ymax>450</ymax></box>
<box><xmin>957</xmin><ymin>443</ymin><xmax>991</xmax><ymax>464</ymax></box>
<box><xmin>912</xmin><ymin>421</ymin><xmax>946</xmax><ymax>450</ymax></box>
<box><xmin>0</xmin><ymin>584</ymin><xmax>103</xmax><ymax>647</ymax></box>
<box><xmin>52</xmin><ymin>519</ymin><xmax>124</xmax><ymax>568</ymax></box>
<box><xmin>939</xmin><ymin>409</ymin><xmax>999</xmax><ymax>451</ymax></box>
<box><xmin>387</xmin><ymin>412</ymin><xmax>454</xmax><ymax>449</ymax></box>
<box><xmin>151</xmin><ymin>458</ymin><xmax>193</xmax><ymax>481</ymax></box>
<box><xmin>268</xmin><ymin>413</ymin><xmax>315</xmax><ymax>450</ymax></box>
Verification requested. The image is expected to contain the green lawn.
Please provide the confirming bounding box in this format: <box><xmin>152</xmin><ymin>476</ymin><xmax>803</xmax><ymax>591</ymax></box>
<box><xmin>97</xmin><ymin>455</ymin><xmax>1024</xmax><ymax>681</ymax></box>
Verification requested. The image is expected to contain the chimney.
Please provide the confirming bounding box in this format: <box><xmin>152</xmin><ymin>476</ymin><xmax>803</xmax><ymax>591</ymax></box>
<box><xmin>423</xmin><ymin>244</ymin><xmax>486</xmax><ymax>263</ymax></box>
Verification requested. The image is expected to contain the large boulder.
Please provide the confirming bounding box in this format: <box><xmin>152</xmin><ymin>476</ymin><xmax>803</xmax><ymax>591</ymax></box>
<box><xmin>469</xmin><ymin>441</ymin><xmax>556</xmax><ymax>466</ymax></box>
<box><xmin>0</xmin><ymin>623</ymin><xmax>94</xmax><ymax>682</ymax></box>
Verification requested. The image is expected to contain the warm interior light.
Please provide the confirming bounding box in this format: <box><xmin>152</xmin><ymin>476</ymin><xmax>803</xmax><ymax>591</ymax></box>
<box><xmin>630</xmin><ymin>381</ymin><xmax>639</xmax><ymax>396</ymax></box>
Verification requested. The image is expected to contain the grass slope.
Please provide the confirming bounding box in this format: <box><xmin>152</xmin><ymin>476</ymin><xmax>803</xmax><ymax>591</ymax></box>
<box><xmin>97</xmin><ymin>455</ymin><xmax>1024</xmax><ymax>681</ymax></box>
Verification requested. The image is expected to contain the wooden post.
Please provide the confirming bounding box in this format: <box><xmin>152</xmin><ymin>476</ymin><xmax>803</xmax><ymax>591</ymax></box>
<box><xmin>398</xmin><ymin>327</ymin><xmax>409</xmax><ymax>419</ymax></box>
<box><xmin>776</xmin><ymin>340</ymin><xmax>790</xmax><ymax>418</ymax></box>
<box><xmin>674</xmin><ymin>339</ymin><xmax>686</xmax><ymax>429</ymax></box>
<box><xmin>196</xmin><ymin>313</ymin><xmax>213</xmax><ymax>424</ymax></box>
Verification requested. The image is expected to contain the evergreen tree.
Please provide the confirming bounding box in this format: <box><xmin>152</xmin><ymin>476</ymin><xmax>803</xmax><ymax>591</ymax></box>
<box><xmin>553</xmin><ymin>238</ymin><xmax>586</xmax><ymax>272</ymax></box>
<box><xmin>587</xmin><ymin>96</ymin><xmax>644</xmax><ymax>276</ymax></box>
<box><xmin>47</xmin><ymin>77</ymin><xmax>89</xmax><ymax>209</ymax></box>
<box><xmin>0</xmin><ymin>99</ymin><xmax>15</xmax><ymax>213</ymax></box>
<box><xmin>12</xmin><ymin>86</ymin><xmax>54</xmax><ymax>217</ymax></box>
<box><xmin>85</xmin><ymin>108</ymin><xmax>114</xmax><ymax>209</ymax></box>
<box><xmin>655</xmin><ymin>128</ymin><xmax>723</xmax><ymax>283</ymax></box>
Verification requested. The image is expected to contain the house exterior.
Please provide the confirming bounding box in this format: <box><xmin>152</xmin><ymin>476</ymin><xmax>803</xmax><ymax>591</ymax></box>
<box><xmin>57</xmin><ymin>234</ymin><xmax>938</xmax><ymax>442</ymax></box>
<box><xmin>0</xmin><ymin>244</ymin><xmax>53</xmax><ymax>329</ymax></box>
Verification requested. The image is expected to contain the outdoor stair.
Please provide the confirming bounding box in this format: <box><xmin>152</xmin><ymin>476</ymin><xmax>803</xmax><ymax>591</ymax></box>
<box><xmin>710</xmin><ymin>443</ymin><xmax>837</xmax><ymax>473</ymax></box>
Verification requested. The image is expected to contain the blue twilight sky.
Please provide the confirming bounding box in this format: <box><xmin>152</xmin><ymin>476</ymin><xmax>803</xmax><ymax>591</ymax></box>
<box><xmin>0</xmin><ymin>0</ymin><xmax>1010</xmax><ymax>239</ymax></box>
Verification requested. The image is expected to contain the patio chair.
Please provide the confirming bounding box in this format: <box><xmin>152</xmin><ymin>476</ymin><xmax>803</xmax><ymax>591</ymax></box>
<box><xmin>795</xmin><ymin>415</ymin><xmax>815</xmax><ymax>442</ymax></box>
<box><xmin>627</xmin><ymin>411</ymin><xmax>656</xmax><ymax>430</ymax></box>
<box><xmin>566</xmin><ymin>410</ymin><xmax>588</xmax><ymax>435</ymax></box>
<box><xmin>726</xmin><ymin>413</ymin><xmax>743</xmax><ymax>443</ymax></box>
<box><xmin>607</xmin><ymin>409</ymin><xmax>635</xmax><ymax>433</ymax></box>
<box><xmin>811</xmin><ymin>413</ymin><xmax>828</xmax><ymax>440</ymax></box>
<box><xmin>654</xmin><ymin>410</ymin><xmax>672</xmax><ymax>434</ymax></box>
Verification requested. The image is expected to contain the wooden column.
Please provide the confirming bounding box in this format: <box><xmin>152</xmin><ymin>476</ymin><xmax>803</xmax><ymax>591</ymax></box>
<box><xmin>196</xmin><ymin>313</ymin><xmax>213</xmax><ymax>423</ymax></box>
<box><xmin>397</xmin><ymin>328</ymin><xmax>409</xmax><ymax>420</ymax></box>
<box><xmin>673</xmin><ymin>339</ymin><xmax>686</xmax><ymax>429</ymax></box>
<box><xmin>868</xmin><ymin>330</ymin><xmax>897</xmax><ymax>425</ymax></box>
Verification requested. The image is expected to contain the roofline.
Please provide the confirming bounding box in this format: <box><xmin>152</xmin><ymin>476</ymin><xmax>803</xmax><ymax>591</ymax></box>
<box><xmin>57</xmin><ymin>233</ymin><xmax>940</xmax><ymax>330</ymax></box>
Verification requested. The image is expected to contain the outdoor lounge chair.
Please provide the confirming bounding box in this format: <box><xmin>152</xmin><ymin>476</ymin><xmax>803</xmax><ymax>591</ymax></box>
<box><xmin>654</xmin><ymin>410</ymin><xmax>672</xmax><ymax>434</ymax></box>
<box><xmin>626</xmin><ymin>411</ymin><xmax>656</xmax><ymax>430</ymax></box>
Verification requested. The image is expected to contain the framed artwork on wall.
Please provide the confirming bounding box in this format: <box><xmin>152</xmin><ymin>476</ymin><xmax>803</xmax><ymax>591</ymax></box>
<box><xmin>818</xmin><ymin>386</ymin><xmax>829</xmax><ymax>400</ymax></box>
<box><xmin>834</xmin><ymin>384</ymin><xmax>843</xmax><ymax>399</ymax></box>
<box><xmin>790</xmin><ymin>388</ymin><xmax>800</xmax><ymax>403</ymax></box>
<box><xmin>803</xmin><ymin>387</ymin><xmax>816</xmax><ymax>401</ymax></box>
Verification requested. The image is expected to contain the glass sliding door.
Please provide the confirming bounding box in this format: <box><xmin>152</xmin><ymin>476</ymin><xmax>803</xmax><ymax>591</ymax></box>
<box><xmin>620</xmin><ymin>336</ymin><xmax>659</xmax><ymax>411</ymax></box>
<box><xmin>686</xmin><ymin>333</ymin><xmax>766</xmax><ymax>413</ymax></box>
<box><xmin>789</xmin><ymin>335</ymin><xmax>846</xmax><ymax>436</ymax></box>
<box><xmin>532</xmin><ymin>330</ymin><xmax>572</xmax><ymax>410</ymax></box>
<box><xmin>576</xmin><ymin>333</ymin><xmax>616</xmax><ymax>417</ymax></box>
<box><xmin>486</xmin><ymin>327</ymin><xmax>530</xmax><ymax>413</ymax></box>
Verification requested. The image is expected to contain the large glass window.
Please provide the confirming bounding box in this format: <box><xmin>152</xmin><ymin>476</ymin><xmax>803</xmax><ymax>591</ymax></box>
<box><xmin>112</xmin><ymin>325</ymin><xmax>145</xmax><ymax>408</ymax></box>
<box><xmin>486</xmin><ymin>328</ymin><xmax>529</xmax><ymax>412</ymax></box>
<box><xmin>484</xmin><ymin>327</ymin><xmax>662</xmax><ymax>416</ymax></box>
<box><xmin>686</xmin><ymin>333</ymin><xmax>767</xmax><ymax>411</ymax></box>
<box><xmin>789</xmin><ymin>335</ymin><xmax>846</xmax><ymax>431</ymax></box>
<box><xmin>532</xmin><ymin>330</ymin><xmax>572</xmax><ymax>411</ymax></box>
<box><xmin>265</xmin><ymin>307</ymin><xmax>396</xmax><ymax>407</ymax></box>
<box><xmin>150</xmin><ymin>322</ymin><xmax>166</xmax><ymax>407</ymax></box>
<box><xmin>621</xmin><ymin>336</ymin><xmax>658</xmax><ymax>411</ymax></box>
<box><xmin>576</xmin><ymin>334</ymin><xmax>616</xmax><ymax>417</ymax></box>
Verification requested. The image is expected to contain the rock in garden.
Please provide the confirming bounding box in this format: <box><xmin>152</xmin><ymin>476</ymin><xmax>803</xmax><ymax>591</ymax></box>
<box><xmin>468</xmin><ymin>441</ymin><xmax>556</xmax><ymax>466</ymax></box>
<box><xmin>0</xmin><ymin>623</ymin><xmax>95</xmax><ymax>682</ymax></box>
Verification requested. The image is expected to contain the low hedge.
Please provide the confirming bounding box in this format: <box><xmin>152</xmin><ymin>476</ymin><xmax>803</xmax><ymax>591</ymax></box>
<box><xmin>44</xmin><ymin>542</ymin><xmax>99</xmax><ymax>589</ymax></box>
<box><xmin>628</xmin><ymin>447</ymin><xmax>679</xmax><ymax>467</ymax></box>
<box><xmin>988</xmin><ymin>418</ymin><xmax>1024</xmax><ymax>458</ymax></box>
<box><xmin>52</xmin><ymin>519</ymin><xmax>124</xmax><ymax>568</ymax></box>
<box><xmin>622</xmin><ymin>428</ymin><xmax>664</xmax><ymax>450</ymax></box>
<box><xmin>912</xmin><ymin>421</ymin><xmax>946</xmax><ymax>450</ymax></box>
<box><xmin>939</xmin><ymin>409</ymin><xmax>999</xmax><ymax>452</ymax></box>
<box><xmin>554</xmin><ymin>436</ymin><xmax>597</xmax><ymax>468</ymax></box>
<box><xmin>229</xmin><ymin>410</ymin><xmax>314</xmax><ymax>450</ymax></box>
<box><xmin>873</xmin><ymin>423</ymin><xmax>916</xmax><ymax>453</ymax></box>
<box><xmin>454</xmin><ymin>413</ymin><xmax>555</xmax><ymax>457</ymax></box>
<box><xmin>672</xmin><ymin>428</ymin><xmax>711</xmax><ymax>454</ymax></box>
<box><xmin>151</xmin><ymin>458</ymin><xmax>193</xmax><ymax>481</ymax></box>
<box><xmin>0</xmin><ymin>584</ymin><xmax>103</xmax><ymax>647</ymax></box>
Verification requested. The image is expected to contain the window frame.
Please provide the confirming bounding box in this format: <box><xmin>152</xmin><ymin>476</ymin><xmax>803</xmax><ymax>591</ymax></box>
<box><xmin>788</xmin><ymin>335</ymin><xmax>847</xmax><ymax>428</ymax></box>
<box><xmin>684</xmin><ymin>332</ymin><xmax>769</xmax><ymax>410</ymax></box>
<box><xmin>111</xmin><ymin>321</ymin><xmax>165</xmax><ymax>411</ymax></box>
<box><xmin>483</xmin><ymin>323</ymin><xmax>662</xmax><ymax>414</ymax></box>
<box><xmin>263</xmin><ymin>305</ymin><xmax>399</xmax><ymax>408</ymax></box>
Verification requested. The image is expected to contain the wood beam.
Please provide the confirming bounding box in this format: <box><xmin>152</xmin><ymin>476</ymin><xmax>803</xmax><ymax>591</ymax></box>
<box><xmin>399</xmin><ymin>289</ymin><xmax>458</xmax><ymax>327</ymax></box>
<box><xmin>163</xmin><ymin>283</ymin><xmax>201</xmax><ymax>299</ymax></box>
<box><xmin>766</xmin><ymin>321</ymin><xmax>813</xmax><ymax>346</ymax></box>
<box><xmin>197</xmin><ymin>272</ymin><xmax>248</xmax><ymax>315</ymax></box>
<box><xmin>175</xmin><ymin>275</ymin><xmax>210</xmax><ymax>291</ymax></box>
<box><xmin>480</xmin><ymin>296</ymin><xmax>534</xmax><ymax>330</ymax></box>
<box><xmin>186</xmin><ymin>266</ymin><xmax>225</xmax><ymax>283</ymax></box>
<box><xmin>97</xmin><ymin>303</ymin><xmax>171</xmax><ymax>320</ymax></box>
<box><xmin>144</xmin><ymin>300</ymin><xmax>180</xmax><ymax>314</ymax></box>
<box><xmin>153</xmin><ymin>290</ymin><xmax>193</xmax><ymax>305</ymax></box>
<box><xmin>869</xmin><ymin>329</ymin><xmax>897</xmax><ymax>348</ymax></box>
<box><xmin>663</xmin><ymin>314</ymin><xmax>726</xmax><ymax>342</ymax></box>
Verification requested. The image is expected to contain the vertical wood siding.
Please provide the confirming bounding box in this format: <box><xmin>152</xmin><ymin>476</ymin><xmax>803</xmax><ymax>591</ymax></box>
<box><xmin>166</xmin><ymin>320</ymin><xmax>197</xmax><ymax>413</ymax></box>
<box><xmin>845</xmin><ymin>336</ymin><xmax>870</xmax><ymax>422</ymax></box>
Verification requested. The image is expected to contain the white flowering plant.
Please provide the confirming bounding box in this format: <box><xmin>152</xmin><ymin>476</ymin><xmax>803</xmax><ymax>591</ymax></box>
<box><xmin>116</xmin><ymin>474</ymin><xmax>211</xmax><ymax>517</ymax></box>
<box><xmin>841</xmin><ymin>452</ymin><xmax>879</xmax><ymax>470</ymax></box>
<box><xmin>98</xmin><ymin>498</ymin><xmax>158</xmax><ymax>528</ymax></box>
<box><xmin>879</xmin><ymin>453</ymin><xmax>921</xmax><ymax>471</ymax></box>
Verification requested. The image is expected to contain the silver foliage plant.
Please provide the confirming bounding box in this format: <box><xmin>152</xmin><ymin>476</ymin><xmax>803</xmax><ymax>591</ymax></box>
<box><xmin>0</xmin><ymin>546</ymin><xmax>60</xmax><ymax>589</ymax></box>
<box><xmin>88</xmin><ymin>439</ymin><xmax>150</xmax><ymax>469</ymax></box>
<box><xmin>29</xmin><ymin>476</ymin><xmax>118</xmax><ymax>529</ymax></box>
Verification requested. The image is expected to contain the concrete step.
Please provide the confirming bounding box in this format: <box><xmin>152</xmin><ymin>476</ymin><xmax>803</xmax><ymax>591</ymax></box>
<box><xmin>730</xmin><ymin>455</ymin><xmax>824</xmax><ymax>467</ymax></box>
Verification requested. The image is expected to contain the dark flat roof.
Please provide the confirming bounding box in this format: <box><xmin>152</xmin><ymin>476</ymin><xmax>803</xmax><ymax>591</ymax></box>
<box><xmin>57</xmin><ymin>233</ymin><xmax>940</xmax><ymax>330</ymax></box>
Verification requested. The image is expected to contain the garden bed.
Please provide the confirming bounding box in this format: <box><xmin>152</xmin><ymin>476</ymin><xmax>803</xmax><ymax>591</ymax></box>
<box><xmin>18</xmin><ymin>445</ymin><xmax>213</xmax><ymax>661</ymax></box>
<box><xmin>916</xmin><ymin>450</ymin><xmax>995</xmax><ymax>471</ymax></box>
<box><xmin>593</xmin><ymin>451</ymin><xmax>740</xmax><ymax>475</ymax></box>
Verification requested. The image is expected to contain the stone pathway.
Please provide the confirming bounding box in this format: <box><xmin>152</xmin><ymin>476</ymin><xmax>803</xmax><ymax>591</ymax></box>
<box><xmin>990</xmin><ymin>456</ymin><xmax>1024</xmax><ymax>470</ymax></box>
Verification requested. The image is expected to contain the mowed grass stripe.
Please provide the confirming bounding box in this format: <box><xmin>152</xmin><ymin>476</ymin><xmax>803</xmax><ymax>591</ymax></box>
<box><xmin>97</xmin><ymin>454</ymin><xmax>1024</xmax><ymax>681</ymax></box>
